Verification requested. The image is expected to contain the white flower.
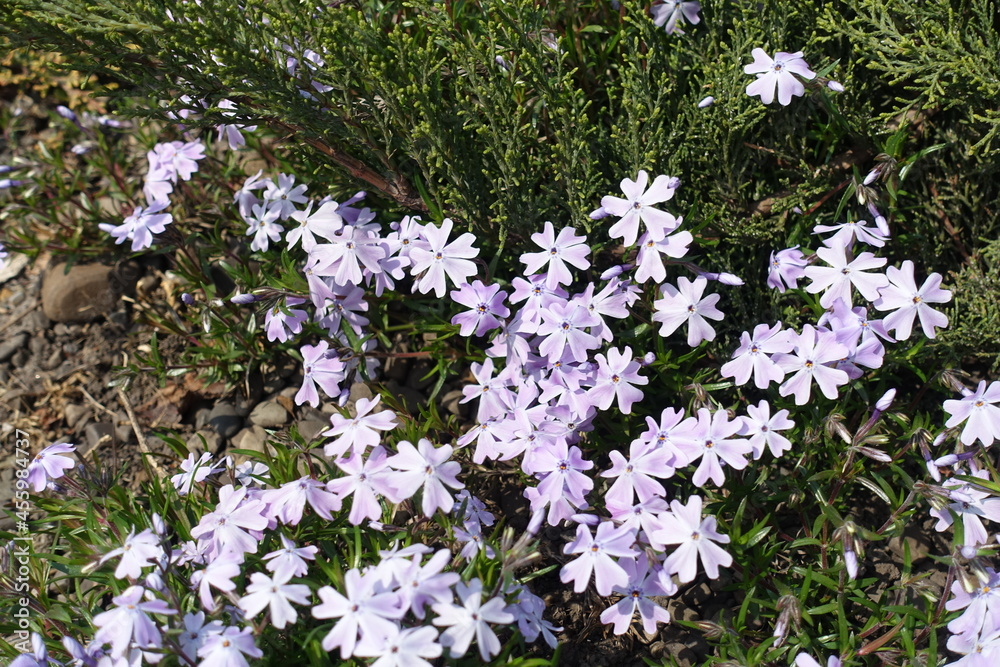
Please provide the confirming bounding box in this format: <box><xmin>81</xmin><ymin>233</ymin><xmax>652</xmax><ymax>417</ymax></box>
<box><xmin>744</xmin><ymin>48</ymin><xmax>816</xmax><ymax>105</ymax></box>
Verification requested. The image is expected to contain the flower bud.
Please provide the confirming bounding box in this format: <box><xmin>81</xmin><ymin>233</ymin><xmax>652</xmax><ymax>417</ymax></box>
<box><xmin>827</xmin><ymin>80</ymin><xmax>845</xmax><ymax>92</ymax></box>
<box><xmin>181</xmin><ymin>292</ymin><xmax>195</xmax><ymax>306</ymax></box>
<box><xmin>230</xmin><ymin>293</ymin><xmax>257</xmax><ymax>305</ymax></box>
<box><xmin>875</xmin><ymin>388</ymin><xmax>896</xmax><ymax>412</ymax></box>
<box><xmin>56</xmin><ymin>105</ymin><xmax>78</xmax><ymax>122</ymax></box>
<box><xmin>589</xmin><ymin>206</ymin><xmax>610</xmax><ymax>220</ymax></box>
<box><xmin>697</xmin><ymin>96</ymin><xmax>715</xmax><ymax>108</ymax></box>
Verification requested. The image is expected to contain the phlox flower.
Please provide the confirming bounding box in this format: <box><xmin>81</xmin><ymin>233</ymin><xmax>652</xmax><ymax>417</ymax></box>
<box><xmin>432</xmin><ymin>579</ymin><xmax>515</xmax><ymax>661</ymax></box>
<box><xmin>873</xmin><ymin>260</ymin><xmax>951</xmax><ymax>339</ymax></box>
<box><xmin>191</xmin><ymin>550</ymin><xmax>243</xmax><ymax>612</ymax></box>
<box><xmin>393</xmin><ymin>550</ymin><xmax>459</xmax><ymax>619</ymax></box>
<box><xmin>600</xmin><ymin>553</ymin><xmax>675</xmax><ymax>635</ymax></box>
<box><xmin>651</xmin><ymin>0</ymin><xmax>701</xmax><ymax>35</ymax></box>
<box><xmin>450</xmin><ymin>280</ymin><xmax>510</xmax><ymax>337</ymax></box>
<box><xmin>328</xmin><ymin>446</ymin><xmax>402</xmax><ymax>525</ymax></box>
<box><xmin>286</xmin><ymin>199</ymin><xmax>343</xmax><ymax>250</ymax></box>
<box><xmin>929</xmin><ymin>470</ymin><xmax>1000</xmax><ymax>547</ymax></box>
<box><xmin>520</xmin><ymin>220</ymin><xmax>591</xmax><ymax>288</ymax></box>
<box><xmin>323</xmin><ymin>395</ymin><xmax>398</xmax><ymax>458</ymax></box>
<box><xmin>263</xmin><ymin>173</ymin><xmax>309</xmax><ymax>219</ymax></box>
<box><xmin>720</xmin><ymin>322</ymin><xmax>795</xmax><ymax>389</ymax></box>
<box><xmin>99</xmin><ymin>200</ymin><xmax>173</xmax><ymax>252</ymax></box>
<box><xmin>634</xmin><ymin>407</ymin><xmax>689</xmax><ymax>465</ymax></box>
<box><xmin>147</xmin><ymin>140</ymin><xmax>205</xmax><ymax>183</ymax></box>
<box><xmin>650</xmin><ymin>495</ymin><xmax>732</xmax><ymax>582</ymax></box>
<box><xmin>944</xmin><ymin>381</ymin><xmax>1000</xmax><ymax>447</ymax></box>
<box><xmin>170</xmin><ymin>452</ymin><xmax>223</xmax><ymax>495</ymax></box>
<box><xmin>354</xmin><ymin>626</ymin><xmax>443</xmax><ymax>667</ymax></box>
<box><xmin>261</xmin><ymin>476</ymin><xmax>343</xmax><ymax>525</ymax></box>
<box><xmin>25</xmin><ymin>442</ymin><xmax>76</xmax><ymax>492</ymax></box>
<box><xmin>99</xmin><ymin>528</ymin><xmax>162</xmax><ymax>580</ymax></box>
<box><xmin>244</xmin><ymin>201</ymin><xmax>283</xmax><ymax>252</ymax></box>
<box><xmin>453</xmin><ymin>521</ymin><xmax>497</xmax><ymax>561</ymax></box>
<box><xmin>601</xmin><ymin>170</ymin><xmax>680</xmax><ymax>247</ymax></box>
<box><xmin>295</xmin><ymin>340</ymin><xmax>346</xmax><ymax>407</ymax></box>
<box><xmin>409</xmin><ymin>218</ymin><xmax>480</xmax><ymax>297</ymax></box>
<box><xmin>574</xmin><ymin>279</ymin><xmax>631</xmax><ymax>342</ymax></box>
<box><xmin>739</xmin><ymin>400</ymin><xmax>795</xmax><ymax>459</ymax></box>
<box><xmin>672</xmin><ymin>408</ymin><xmax>753</xmax><ymax>487</ymax></box>
<box><xmin>588</xmin><ymin>346</ymin><xmax>648</xmax><ymax>414</ymax></box>
<box><xmin>773</xmin><ymin>325</ymin><xmax>850</xmax><ymax>405</ymax></box>
<box><xmin>509</xmin><ymin>275</ymin><xmax>569</xmax><ymax>330</ymax></box>
<box><xmin>536</xmin><ymin>301</ymin><xmax>602</xmax><ymax>363</ymax></box>
<box><xmin>264</xmin><ymin>296</ymin><xmax>309</xmax><ymax>343</ymax></box>
<box><xmin>238</xmin><ymin>569</ymin><xmax>312</xmax><ymax>629</ymax></box>
<box><xmin>813</xmin><ymin>218</ymin><xmax>888</xmax><ymax>248</ymax></box>
<box><xmin>190</xmin><ymin>484</ymin><xmax>268</xmax><ymax>558</ymax></box>
<box><xmin>600</xmin><ymin>440</ymin><xmax>673</xmax><ymax>509</ymax></box>
<box><xmin>530</xmin><ymin>441</ymin><xmax>594</xmax><ymax>524</ymax></box>
<box><xmin>177</xmin><ymin>612</ymin><xmax>224</xmax><ymax>665</ymax></box>
<box><xmin>767</xmin><ymin>246</ymin><xmax>809</xmax><ymax>292</ymax></box>
<box><xmin>460</xmin><ymin>357</ymin><xmax>515</xmax><ymax>422</ymax></box>
<box><xmin>215</xmin><ymin>98</ymin><xmax>258</xmax><ymax>150</ymax></box>
<box><xmin>506</xmin><ymin>585</ymin><xmax>561</xmax><ymax>649</ymax></box>
<box><xmin>315</xmin><ymin>282</ymin><xmax>370</xmax><ymax>335</ymax></box>
<box><xmin>560</xmin><ymin>521</ymin><xmax>637</xmax><ymax>595</ymax></box>
<box><xmin>744</xmin><ymin>48</ymin><xmax>816</xmax><ymax>105</ymax></box>
<box><xmin>453</xmin><ymin>489</ymin><xmax>496</xmax><ymax>530</ymax></box>
<box><xmin>92</xmin><ymin>585</ymin><xmax>176</xmax><ymax>657</ymax></box>
<box><xmin>9</xmin><ymin>632</ymin><xmax>50</xmax><ymax>667</ymax></box>
<box><xmin>387</xmin><ymin>438</ymin><xmax>464</xmax><ymax>517</ymax></box>
<box><xmin>804</xmin><ymin>244</ymin><xmax>889</xmax><ymax>308</ymax></box>
<box><xmin>197</xmin><ymin>626</ymin><xmax>262</xmax><ymax>667</ymax></box>
<box><xmin>309</xmin><ymin>226</ymin><xmax>388</xmax><ymax>286</ymax></box>
<box><xmin>634</xmin><ymin>226</ymin><xmax>693</xmax><ymax>284</ymax></box>
<box><xmin>652</xmin><ymin>276</ymin><xmax>724</xmax><ymax>346</ymax></box>
<box><xmin>263</xmin><ymin>534</ymin><xmax>318</xmax><ymax>581</ymax></box>
<box><xmin>313</xmin><ymin>568</ymin><xmax>406</xmax><ymax>658</ymax></box>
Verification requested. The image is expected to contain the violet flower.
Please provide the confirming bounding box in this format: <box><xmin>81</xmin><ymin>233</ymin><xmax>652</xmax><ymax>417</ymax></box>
<box><xmin>25</xmin><ymin>442</ymin><xmax>76</xmax><ymax>492</ymax></box>
<box><xmin>559</xmin><ymin>521</ymin><xmax>637</xmax><ymax>595</ymax></box>
<box><xmin>601</xmin><ymin>170</ymin><xmax>680</xmax><ymax>247</ymax></box>
<box><xmin>650</xmin><ymin>495</ymin><xmax>732</xmax><ymax>582</ymax></box>
<box><xmin>409</xmin><ymin>218</ymin><xmax>480</xmax><ymax>298</ymax></box>
<box><xmin>873</xmin><ymin>260</ymin><xmax>951</xmax><ymax>340</ymax></box>
<box><xmin>519</xmin><ymin>220</ymin><xmax>591</xmax><ymax>289</ymax></box>
<box><xmin>652</xmin><ymin>276</ymin><xmax>724</xmax><ymax>346</ymax></box>
<box><xmin>450</xmin><ymin>280</ymin><xmax>510</xmax><ymax>337</ymax></box>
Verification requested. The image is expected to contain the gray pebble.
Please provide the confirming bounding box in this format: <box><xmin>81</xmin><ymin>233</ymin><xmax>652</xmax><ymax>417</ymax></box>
<box><xmin>64</xmin><ymin>404</ymin><xmax>90</xmax><ymax>430</ymax></box>
<box><xmin>84</xmin><ymin>422</ymin><xmax>115</xmax><ymax>450</ymax></box>
<box><xmin>0</xmin><ymin>331</ymin><xmax>28</xmax><ymax>362</ymax></box>
<box><xmin>208</xmin><ymin>402</ymin><xmax>244</xmax><ymax>439</ymax></box>
<box><xmin>248</xmin><ymin>400</ymin><xmax>289</xmax><ymax>428</ymax></box>
<box><xmin>295</xmin><ymin>419</ymin><xmax>329</xmax><ymax>443</ymax></box>
<box><xmin>185</xmin><ymin>429</ymin><xmax>224</xmax><ymax>455</ymax></box>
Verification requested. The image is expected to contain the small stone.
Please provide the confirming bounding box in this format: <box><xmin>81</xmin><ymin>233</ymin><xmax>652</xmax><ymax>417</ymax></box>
<box><xmin>0</xmin><ymin>331</ymin><xmax>28</xmax><ymax>362</ymax></box>
<box><xmin>406</xmin><ymin>360</ymin><xmax>435</xmax><ymax>391</ymax></box>
<box><xmin>186</xmin><ymin>429</ymin><xmax>224</xmax><ymax>455</ymax></box>
<box><xmin>349</xmin><ymin>382</ymin><xmax>374</xmax><ymax>403</ymax></box>
<box><xmin>28</xmin><ymin>335</ymin><xmax>46</xmax><ymax>356</ymax></box>
<box><xmin>26</xmin><ymin>309</ymin><xmax>51</xmax><ymax>331</ymax></box>
<box><xmin>231</xmin><ymin>426</ymin><xmax>270</xmax><ymax>456</ymax></box>
<box><xmin>64</xmin><ymin>404</ymin><xmax>90</xmax><ymax>430</ymax></box>
<box><xmin>295</xmin><ymin>419</ymin><xmax>329</xmax><ymax>443</ymax></box>
<box><xmin>441</xmin><ymin>389</ymin><xmax>467</xmax><ymax>418</ymax></box>
<box><xmin>42</xmin><ymin>263</ymin><xmax>118</xmax><ymax>323</ymax></box>
<box><xmin>208</xmin><ymin>402</ymin><xmax>243</xmax><ymax>439</ymax></box>
<box><xmin>84</xmin><ymin>422</ymin><xmax>115</xmax><ymax>451</ymax></box>
<box><xmin>42</xmin><ymin>349</ymin><xmax>63</xmax><ymax>370</ymax></box>
<box><xmin>194</xmin><ymin>407</ymin><xmax>212</xmax><ymax>430</ymax></box>
<box><xmin>889</xmin><ymin>530</ymin><xmax>931</xmax><ymax>564</ymax></box>
<box><xmin>248</xmin><ymin>400</ymin><xmax>289</xmax><ymax>428</ymax></box>
<box><xmin>10</xmin><ymin>348</ymin><xmax>30</xmax><ymax>368</ymax></box>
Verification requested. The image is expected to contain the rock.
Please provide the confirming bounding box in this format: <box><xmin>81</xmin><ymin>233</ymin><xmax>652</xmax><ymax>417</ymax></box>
<box><xmin>42</xmin><ymin>349</ymin><xmax>63</xmax><ymax>370</ymax></box>
<box><xmin>64</xmin><ymin>403</ymin><xmax>90</xmax><ymax>430</ymax></box>
<box><xmin>186</xmin><ymin>429</ymin><xmax>224</xmax><ymax>455</ymax></box>
<box><xmin>42</xmin><ymin>263</ymin><xmax>118</xmax><ymax>323</ymax></box>
<box><xmin>84</xmin><ymin>422</ymin><xmax>115</xmax><ymax>451</ymax></box>
<box><xmin>441</xmin><ymin>389</ymin><xmax>467</xmax><ymax>418</ymax></box>
<box><xmin>248</xmin><ymin>400</ymin><xmax>289</xmax><ymax>428</ymax></box>
<box><xmin>383</xmin><ymin>380</ymin><xmax>425</xmax><ymax>413</ymax></box>
<box><xmin>888</xmin><ymin>529</ymin><xmax>931</xmax><ymax>564</ymax></box>
<box><xmin>0</xmin><ymin>252</ymin><xmax>29</xmax><ymax>284</ymax></box>
<box><xmin>194</xmin><ymin>407</ymin><xmax>212</xmax><ymax>430</ymax></box>
<box><xmin>231</xmin><ymin>426</ymin><xmax>270</xmax><ymax>456</ymax></box>
<box><xmin>10</xmin><ymin>348</ymin><xmax>30</xmax><ymax>368</ymax></box>
<box><xmin>295</xmin><ymin>419</ymin><xmax>329</xmax><ymax>443</ymax></box>
<box><xmin>28</xmin><ymin>335</ymin><xmax>46</xmax><ymax>356</ymax></box>
<box><xmin>208</xmin><ymin>402</ymin><xmax>243</xmax><ymax>439</ymax></box>
<box><xmin>26</xmin><ymin>309</ymin><xmax>50</xmax><ymax>331</ymax></box>
<box><xmin>349</xmin><ymin>382</ymin><xmax>374</xmax><ymax>403</ymax></box>
<box><xmin>0</xmin><ymin>331</ymin><xmax>28</xmax><ymax>362</ymax></box>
